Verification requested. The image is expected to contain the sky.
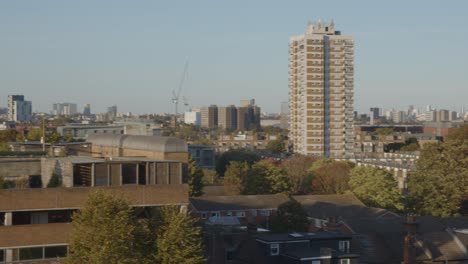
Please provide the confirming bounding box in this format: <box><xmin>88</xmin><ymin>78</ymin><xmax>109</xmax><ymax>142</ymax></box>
<box><xmin>1</xmin><ymin>0</ymin><xmax>467</xmax><ymax>114</ymax></box>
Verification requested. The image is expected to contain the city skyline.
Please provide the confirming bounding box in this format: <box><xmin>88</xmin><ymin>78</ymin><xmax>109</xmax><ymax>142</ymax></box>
<box><xmin>1</xmin><ymin>1</ymin><xmax>468</xmax><ymax>114</ymax></box>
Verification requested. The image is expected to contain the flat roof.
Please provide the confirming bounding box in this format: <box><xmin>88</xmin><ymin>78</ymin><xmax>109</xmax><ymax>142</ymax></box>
<box><xmin>256</xmin><ymin>231</ymin><xmax>352</xmax><ymax>243</ymax></box>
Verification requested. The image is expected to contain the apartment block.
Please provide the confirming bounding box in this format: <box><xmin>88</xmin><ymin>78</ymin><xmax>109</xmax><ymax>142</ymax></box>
<box><xmin>218</xmin><ymin>105</ymin><xmax>237</xmax><ymax>130</ymax></box>
<box><xmin>201</xmin><ymin>105</ymin><xmax>218</xmax><ymax>129</ymax></box>
<box><xmin>289</xmin><ymin>20</ymin><xmax>354</xmax><ymax>158</ymax></box>
<box><xmin>8</xmin><ymin>95</ymin><xmax>32</xmax><ymax>122</ymax></box>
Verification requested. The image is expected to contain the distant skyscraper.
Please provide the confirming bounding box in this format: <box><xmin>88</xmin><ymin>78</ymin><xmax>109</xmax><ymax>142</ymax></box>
<box><xmin>240</xmin><ymin>99</ymin><xmax>255</xmax><ymax>107</ymax></box>
<box><xmin>107</xmin><ymin>105</ymin><xmax>117</xmax><ymax>121</ymax></box>
<box><xmin>280</xmin><ymin>101</ymin><xmax>289</xmax><ymax>129</ymax></box>
<box><xmin>8</xmin><ymin>95</ymin><xmax>32</xmax><ymax>122</ymax></box>
<box><xmin>288</xmin><ymin>20</ymin><xmax>354</xmax><ymax>158</ymax></box>
<box><xmin>201</xmin><ymin>105</ymin><xmax>218</xmax><ymax>129</ymax></box>
<box><xmin>83</xmin><ymin>104</ymin><xmax>91</xmax><ymax>116</ymax></box>
<box><xmin>218</xmin><ymin>105</ymin><xmax>237</xmax><ymax>130</ymax></box>
<box><xmin>52</xmin><ymin>103</ymin><xmax>77</xmax><ymax>116</ymax></box>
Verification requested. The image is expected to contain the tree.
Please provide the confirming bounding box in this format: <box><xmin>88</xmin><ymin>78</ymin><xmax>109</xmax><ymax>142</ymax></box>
<box><xmin>26</xmin><ymin>128</ymin><xmax>43</xmax><ymax>141</ymax></box>
<box><xmin>0</xmin><ymin>129</ymin><xmax>18</xmax><ymax>143</ymax></box>
<box><xmin>154</xmin><ymin>206</ymin><xmax>205</xmax><ymax>264</ymax></box>
<box><xmin>223</xmin><ymin>161</ymin><xmax>250</xmax><ymax>195</ymax></box>
<box><xmin>309</xmin><ymin>159</ymin><xmax>352</xmax><ymax>194</ymax></box>
<box><xmin>447</xmin><ymin>124</ymin><xmax>468</xmax><ymax>141</ymax></box>
<box><xmin>265</xmin><ymin>138</ymin><xmax>285</xmax><ymax>154</ymax></box>
<box><xmin>349</xmin><ymin>166</ymin><xmax>404</xmax><ymax>212</ymax></box>
<box><xmin>65</xmin><ymin>190</ymin><xmax>151</xmax><ymax>264</ymax></box>
<box><xmin>282</xmin><ymin>154</ymin><xmax>316</xmax><ymax>194</ymax></box>
<box><xmin>246</xmin><ymin>160</ymin><xmax>291</xmax><ymax>195</ymax></box>
<box><xmin>0</xmin><ymin>176</ymin><xmax>5</xmax><ymax>189</ymax></box>
<box><xmin>47</xmin><ymin>173</ymin><xmax>61</xmax><ymax>188</ymax></box>
<box><xmin>408</xmin><ymin>139</ymin><xmax>468</xmax><ymax>217</ymax></box>
<box><xmin>202</xmin><ymin>169</ymin><xmax>220</xmax><ymax>185</ymax></box>
<box><xmin>271</xmin><ymin>200</ymin><xmax>309</xmax><ymax>233</ymax></box>
<box><xmin>188</xmin><ymin>157</ymin><xmax>204</xmax><ymax>197</ymax></box>
<box><xmin>215</xmin><ymin>148</ymin><xmax>260</xmax><ymax>176</ymax></box>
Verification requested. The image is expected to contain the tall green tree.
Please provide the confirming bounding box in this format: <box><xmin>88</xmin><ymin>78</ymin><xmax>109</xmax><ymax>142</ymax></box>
<box><xmin>245</xmin><ymin>160</ymin><xmax>291</xmax><ymax>195</ymax></box>
<box><xmin>271</xmin><ymin>200</ymin><xmax>309</xmax><ymax>233</ymax></box>
<box><xmin>408</xmin><ymin>139</ymin><xmax>468</xmax><ymax>217</ymax></box>
<box><xmin>188</xmin><ymin>157</ymin><xmax>204</xmax><ymax>197</ymax></box>
<box><xmin>65</xmin><ymin>191</ymin><xmax>151</xmax><ymax>264</ymax></box>
<box><xmin>223</xmin><ymin>161</ymin><xmax>250</xmax><ymax>195</ymax></box>
<box><xmin>26</xmin><ymin>128</ymin><xmax>43</xmax><ymax>141</ymax></box>
<box><xmin>215</xmin><ymin>148</ymin><xmax>260</xmax><ymax>176</ymax></box>
<box><xmin>155</xmin><ymin>206</ymin><xmax>205</xmax><ymax>264</ymax></box>
<box><xmin>281</xmin><ymin>154</ymin><xmax>316</xmax><ymax>194</ymax></box>
<box><xmin>349</xmin><ymin>166</ymin><xmax>404</xmax><ymax>212</ymax></box>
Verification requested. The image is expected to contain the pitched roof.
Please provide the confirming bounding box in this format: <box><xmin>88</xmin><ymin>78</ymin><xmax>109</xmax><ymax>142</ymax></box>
<box><xmin>292</xmin><ymin>194</ymin><xmax>391</xmax><ymax>220</ymax></box>
<box><xmin>190</xmin><ymin>194</ymin><xmax>290</xmax><ymax>211</ymax></box>
<box><xmin>0</xmin><ymin>185</ymin><xmax>189</xmax><ymax>212</ymax></box>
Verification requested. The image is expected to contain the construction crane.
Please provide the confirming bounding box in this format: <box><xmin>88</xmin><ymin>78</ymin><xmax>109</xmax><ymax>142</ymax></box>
<box><xmin>171</xmin><ymin>60</ymin><xmax>189</xmax><ymax>124</ymax></box>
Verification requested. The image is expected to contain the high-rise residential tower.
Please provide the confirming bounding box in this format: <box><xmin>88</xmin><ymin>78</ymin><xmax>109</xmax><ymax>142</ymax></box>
<box><xmin>289</xmin><ymin>20</ymin><xmax>354</xmax><ymax>158</ymax></box>
<box><xmin>8</xmin><ymin>95</ymin><xmax>32</xmax><ymax>122</ymax></box>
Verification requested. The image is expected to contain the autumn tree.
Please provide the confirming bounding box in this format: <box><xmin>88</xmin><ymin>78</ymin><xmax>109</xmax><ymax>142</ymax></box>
<box><xmin>408</xmin><ymin>136</ymin><xmax>468</xmax><ymax>217</ymax></box>
<box><xmin>65</xmin><ymin>191</ymin><xmax>151</xmax><ymax>264</ymax></box>
<box><xmin>154</xmin><ymin>206</ymin><xmax>205</xmax><ymax>264</ymax></box>
<box><xmin>271</xmin><ymin>200</ymin><xmax>309</xmax><ymax>233</ymax></box>
<box><xmin>281</xmin><ymin>154</ymin><xmax>316</xmax><ymax>194</ymax></box>
<box><xmin>309</xmin><ymin>159</ymin><xmax>353</xmax><ymax>194</ymax></box>
<box><xmin>187</xmin><ymin>157</ymin><xmax>204</xmax><ymax>197</ymax></box>
<box><xmin>349</xmin><ymin>166</ymin><xmax>404</xmax><ymax>212</ymax></box>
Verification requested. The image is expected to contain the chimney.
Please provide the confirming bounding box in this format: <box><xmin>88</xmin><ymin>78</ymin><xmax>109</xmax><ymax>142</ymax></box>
<box><xmin>403</xmin><ymin>215</ymin><xmax>418</xmax><ymax>264</ymax></box>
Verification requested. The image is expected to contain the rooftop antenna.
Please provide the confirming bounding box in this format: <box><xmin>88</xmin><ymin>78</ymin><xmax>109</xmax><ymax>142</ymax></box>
<box><xmin>171</xmin><ymin>60</ymin><xmax>189</xmax><ymax>125</ymax></box>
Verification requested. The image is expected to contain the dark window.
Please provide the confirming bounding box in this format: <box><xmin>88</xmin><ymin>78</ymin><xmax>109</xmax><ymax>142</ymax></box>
<box><xmin>48</xmin><ymin>210</ymin><xmax>73</xmax><ymax>223</ymax></box>
<box><xmin>138</xmin><ymin>164</ymin><xmax>146</xmax><ymax>185</ymax></box>
<box><xmin>0</xmin><ymin>249</ymin><xmax>4</xmax><ymax>262</ymax></box>
<box><xmin>44</xmin><ymin>246</ymin><xmax>67</xmax><ymax>259</ymax></box>
<box><xmin>94</xmin><ymin>163</ymin><xmax>108</xmax><ymax>186</ymax></box>
<box><xmin>19</xmin><ymin>247</ymin><xmax>43</xmax><ymax>260</ymax></box>
<box><xmin>122</xmin><ymin>164</ymin><xmax>137</xmax><ymax>184</ymax></box>
<box><xmin>28</xmin><ymin>175</ymin><xmax>42</xmax><ymax>188</ymax></box>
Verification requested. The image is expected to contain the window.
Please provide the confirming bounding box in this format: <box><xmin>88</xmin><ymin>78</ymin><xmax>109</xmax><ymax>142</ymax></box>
<box><xmin>44</xmin><ymin>246</ymin><xmax>67</xmax><ymax>259</ymax></box>
<box><xmin>19</xmin><ymin>247</ymin><xmax>43</xmax><ymax>260</ymax></box>
<box><xmin>340</xmin><ymin>259</ymin><xmax>350</xmax><ymax>264</ymax></box>
<box><xmin>251</xmin><ymin>210</ymin><xmax>257</xmax><ymax>217</ymax></box>
<box><xmin>0</xmin><ymin>249</ymin><xmax>4</xmax><ymax>263</ymax></box>
<box><xmin>260</xmin><ymin>210</ymin><xmax>270</xmax><ymax>216</ymax></box>
<box><xmin>200</xmin><ymin>213</ymin><xmax>207</xmax><ymax>219</ymax></box>
<box><xmin>339</xmin><ymin>240</ymin><xmax>350</xmax><ymax>253</ymax></box>
<box><xmin>236</xmin><ymin>211</ymin><xmax>245</xmax><ymax>218</ymax></box>
<box><xmin>270</xmin><ymin>244</ymin><xmax>279</xmax><ymax>256</ymax></box>
<box><xmin>312</xmin><ymin>261</ymin><xmax>321</xmax><ymax>264</ymax></box>
<box><xmin>226</xmin><ymin>211</ymin><xmax>233</xmax><ymax>216</ymax></box>
<box><xmin>210</xmin><ymin>212</ymin><xmax>220</xmax><ymax>218</ymax></box>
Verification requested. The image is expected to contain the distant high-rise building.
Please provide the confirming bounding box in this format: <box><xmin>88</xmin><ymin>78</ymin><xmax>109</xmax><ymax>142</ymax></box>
<box><xmin>201</xmin><ymin>105</ymin><xmax>218</xmax><ymax>129</ymax></box>
<box><xmin>369</xmin><ymin>107</ymin><xmax>380</xmax><ymax>120</ymax></box>
<box><xmin>436</xmin><ymin>109</ymin><xmax>450</xmax><ymax>122</ymax></box>
<box><xmin>184</xmin><ymin>110</ymin><xmax>201</xmax><ymax>126</ymax></box>
<box><xmin>83</xmin><ymin>104</ymin><xmax>91</xmax><ymax>116</ymax></box>
<box><xmin>218</xmin><ymin>105</ymin><xmax>237</xmax><ymax>130</ymax></box>
<box><xmin>392</xmin><ymin>111</ymin><xmax>408</xmax><ymax>123</ymax></box>
<box><xmin>280</xmin><ymin>101</ymin><xmax>289</xmax><ymax>129</ymax></box>
<box><xmin>288</xmin><ymin>20</ymin><xmax>354</xmax><ymax>158</ymax></box>
<box><xmin>107</xmin><ymin>105</ymin><xmax>117</xmax><ymax>121</ymax></box>
<box><xmin>240</xmin><ymin>99</ymin><xmax>255</xmax><ymax>107</ymax></box>
<box><xmin>52</xmin><ymin>103</ymin><xmax>77</xmax><ymax>116</ymax></box>
<box><xmin>8</xmin><ymin>95</ymin><xmax>32</xmax><ymax>122</ymax></box>
<box><xmin>425</xmin><ymin>110</ymin><xmax>436</xmax><ymax>122</ymax></box>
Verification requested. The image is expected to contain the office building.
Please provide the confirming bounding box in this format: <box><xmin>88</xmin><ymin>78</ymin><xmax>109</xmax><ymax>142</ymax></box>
<box><xmin>184</xmin><ymin>110</ymin><xmax>201</xmax><ymax>126</ymax></box>
<box><xmin>107</xmin><ymin>105</ymin><xmax>117</xmax><ymax>121</ymax></box>
<box><xmin>288</xmin><ymin>20</ymin><xmax>354</xmax><ymax>158</ymax></box>
<box><xmin>8</xmin><ymin>95</ymin><xmax>32</xmax><ymax>122</ymax></box>
<box><xmin>83</xmin><ymin>104</ymin><xmax>91</xmax><ymax>116</ymax></box>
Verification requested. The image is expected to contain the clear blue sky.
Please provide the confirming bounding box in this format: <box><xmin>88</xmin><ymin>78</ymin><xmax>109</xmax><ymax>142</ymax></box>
<box><xmin>1</xmin><ymin>0</ymin><xmax>467</xmax><ymax>114</ymax></box>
